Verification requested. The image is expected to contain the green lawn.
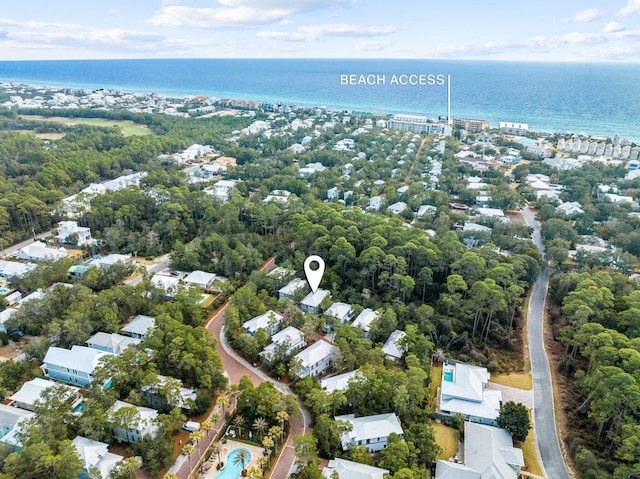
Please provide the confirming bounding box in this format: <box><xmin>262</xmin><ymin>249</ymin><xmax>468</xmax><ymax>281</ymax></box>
<box><xmin>20</xmin><ymin>115</ymin><xmax>153</xmax><ymax>136</ymax></box>
<box><xmin>432</xmin><ymin>421</ymin><xmax>459</xmax><ymax>460</ymax></box>
<box><xmin>429</xmin><ymin>364</ymin><xmax>443</xmax><ymax>399</ymax></box>
<box><xmin>490</xmin><ymin>372</ymin><xmax>533</xmax><ymax>390</ymax></box>
<box><xmin>521</xmin><ymin>410</ymin><xmax>545</xmax><ymax>476</ymax></box>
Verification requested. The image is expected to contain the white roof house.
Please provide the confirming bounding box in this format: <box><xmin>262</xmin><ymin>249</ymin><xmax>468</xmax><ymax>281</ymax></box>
<box><xmin>0</xmin><ymin>260</ymin><xmax>36</xmax><ymax>279</ymax></box>
<box><xmin>556</xmin><ymin>202</ymin><xmax>584</xmax><ymax>216</ymax></box>
<box><xmin>320</xmin><ymin>370</ymin><xmax>364</xmax><ymax>394</ymax></box>
<box><xmin>0</xmin><ymin>403</ymin><xmax>34</xmax><ymax>448</ymax></box>
<box><xmin>463</xmin><ymin>222</ymin><xmax>492</xmax><ymax>233</ymax></box>
<box><xmin>293</xmin><ymin>340</ymin><xmax>337</xmax><ymax>378</ymax></box>
<box><xmin>121</xmin><ymin>315</ymin><xmax>156</xmax><ymax>340</ymax></box>
<box><xmin>73</xmin><ymin>435</ymin><xmax>124</xmax><ymax>479</ymax></box>
<box><xmin>9</xmin><ymin>378</ymin><xmax>81</xmax><ymax>412</ymax></box>
<box><xmin>278</xmin><ymin>278</ymin><xmax>307</xmax><ymax>300</ymax></box>
<box><xmin>336</xmin><ymin>412</ymin><xmax>404</xmax><ymax>452</ymax></box>
<box><xmin>351</xmin><ymin>308</ymin><xmax>380</xmax><ymax>335</ymax></box>
<box><xmin>0</xmin><ymin>309</ymin><xmax>17</xmax><ymax>333</ymax></box>
<box><xmin>243</xmin><ymin>310</ymin><xmax>283</xmax><ymax>336</ymax></box>
<box><xmin>435</xmin><ymin>422</ymin><xmax>524</xmax><ymax>479</ymax></box>
<box><xmin>56</xmin><ymin>221</ymin><xmax>93</xmax><ymax>245</ymax></box>
<box><xmin>368</xmin><ymin>195</ymin><xmax>384</xmax><ymax>211</ymax></box>
<box><xmin>183</xmin><ymin>270</ymin><xmax>217</xmax><ymax>290</ymax></box>
<box><xmin>151</xmin><ymin>274</ymin><xmax>181</xmax><ymax>297</ymax></box>
<box><xmin>415</xmin><ymin>205</ymin><xmax>437</xmax><ymax>217</ymax></box>
<box><xmin>322</xmin><ymin>458</ymin><xmax>389</xmax><ymax>479</ymax></box>
<box><xmin>108</xmin><ymin>400</ymin><xmax>159</xmax><ymax>443</ymax></box>
<box><xmin>260</xmin><ymin>326</ymin><xmax>306</xmax><ymax>363</ymax></box>
<box><xmin>301</xmin><ymin>288</ymin><xmax>331</xmax><ymax>314</ymax></box>
<box><xmin>382</xmin><ymin>330</ymin><xmax>407</xmax><ymax>360</ymax></box>
<box><xmin>387</xmin><ymin>201</ymin><xmax>408</xmax><ymax>215</ymax></box>
<box><xmin>86</xmin><ymin>332</ymin><xmax>142</xmax><ymax>355</ymax></box>
<box><xmin>204</xmin><ymin>179</ymin><xmax>239</xmax><ymax>202</ymax></box>
<box><xmin>17</xmin><ymin>241</ymin><xmax>68</xmax><ymax>262</ymax></box>
<box><xmin>42</xmin><ymin>345</ymin><xmax>114</xmax><ymax>387</ymax></box>
<box><xmin>142</xmin><ymin>375</ymin><xmax>197</xmax><ymax>412</ymax></box>
<box><xmin>97</xmin><ymin>254</ymin><xmax>131</xmax><ymax>269</ymax></box>
<box><xmin>324</xmin><ymin>302</ymin><xmax>354</xmax><ymax>324</ymax></box>
<box><xmin>15</xmin><ymin>289</ymin><xmax>45</xmax><ymax>308</ymax></box>
<box><xmin>439</xmin><ymin>360</ymin><xmax>502</xmax><ymax>425</ymax></box>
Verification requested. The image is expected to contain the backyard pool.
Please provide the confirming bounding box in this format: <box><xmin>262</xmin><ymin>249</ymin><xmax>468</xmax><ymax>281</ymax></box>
<box><xmin>443</xmin><ymin>367</ymin><xmax>454</xmax><ymax>382</ymax></box>
<box><xmin>215</xmin><ymin>448</ymin><xmax>252</xmax><ymax>479</ymax></box>
<box><xmin>0</xmin><ymin>288</ymin><xmax>10</xmax><ymax>295</ymax></box>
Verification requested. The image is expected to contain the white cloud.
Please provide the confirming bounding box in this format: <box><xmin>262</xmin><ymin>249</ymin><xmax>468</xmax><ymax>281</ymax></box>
<box><xmin>257</xmin><ymin>23</ymin><xmax>396</xmax><ymax>42</ymax></box>
<box><xmin>0</xmin><ymin>19</ymin><xmax>82</xmax><ymax>29</ymax></box>
<box><xmin>3</xmin><ymin>29</ymin><xmax>166</xmax><ymax>51</ymax></box>
<box><xmin>354</xmin><ymin>40</ymin><xmax>389</xmax><ymax>51</ymax></box>
<box><xmin>106</xmin><ymin>9</ymin><xmax>119</xmax><ymax>15</ymax></box>
<box><xmin>604</xmin><ymin>21</ymin><xmax>625</xmax><ymax>33</ymax></box>
<box><xmin>618</xmin><ymin>0</ymin><xmax>640</xmax><ymax>16</ymax></box>
<box><xmin>561</xmin><ymin>8</ymin><xmax>600</xmax><ymax>23</ymax></box>
<box><xmin>147</xmin><ymin>0</ymin><xmax>349</xmax><ymax>29</ymax></box>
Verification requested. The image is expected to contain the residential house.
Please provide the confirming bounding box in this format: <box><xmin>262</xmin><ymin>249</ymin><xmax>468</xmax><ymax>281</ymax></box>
<box><xmin>0</xmin><ymin>309</ymin><xmax>17</xmax><ymax>333</ymax></box>
<box><xmin>151</xmin><ymin>274</ymin><xmax>181</xmax><ymax>297</ymax></box>
<box><xmin>86</xmin><ymin>332</ymin><xmax>141</xmax><ymax>355</ymax></box>
<box><xmin>324</xmin><ymin>302</ymin><xmax>354</xmax><ymax>327</ymax></box>
<box><xmin>264</xmin><ymin>190</ymin><xmax>293</xmax><ymax>204</ymax></box>
<box><xmin>3</xmin><ymin>291</ymin><xmax>21</xmax><ymax>307</ymax></box>
<box><xmin>387</xmin><ymin>201</ymin><xmax>408</xmax><ymax>215</ymax></box>
<box><xmin>299</xmin><ymin>162</ymin><xmax>326</xmax><ymax>177</ymax></box>
<box><xmin>0</xmin><ymin>404</ymin><xmax>34</xmax><ymax>449</ymax></box>
<box><xmin>435</xmin><ymin>421</ymin><xmax>524</xmax><ymax>479</ymax></box>
<box><xmin>320</xmin><ymin>370</ymin><xmax>364</xmax><ymax>394</ymax></box>
<box><xmin>108</xmin><ymin>400</ymin><xmax>158</xmax><ymax>443</ymax></box>
<box><xmin>15</xmin><ymin>289</ymin><xmax>45</xmax><ymax>309</ymax></box>
<box><xmin>204</xmin><ymin>179</ymin><xmax>239</xmax><ymax>202</ymax></box>
<box><xmin>9</xmin><ymin>378</ymin><xmax>81</xmax><ymax>412</ymax></box>
<box><xmin>415</xmin><ymin>205</ymin><xmax>437</xmax><ymax>218</ymax></box>
<box><xmin>351</xmin><ymin>308</ymin><xmax>380</xmax><ymax>337</ymax></box>
<box><xmin>292</xmin><ymin>340</ymin><xmax>338</xmax><ymax>378</ymax></box>
<box><xmin>301</xmin><ymin>288</ymin><xmax>331</xmax><ymax>314</ymax></box>
<box><xmin>0</xmin><ymin>260</ymin><xmax>36</xmax><ymax>279</ymax></box>
<box><xmin>336</xmin><ymin>412</ymin><xmax>404</xmax><ymax>452</ymax></box>
<box><xmin>322</xmin><ymin>458</ymin><xmax>389</xmax><ymax>479</ymax></box>
<box><xmin>68</xmin><ymin>264</ymin><xmax>92</xmax><ymax>280</ymax></box>
<box><xmin>278</xmin><ymin>278</ymin><xmax>307</xmax><ymax>300</ymax></box>
<box><xmin>260</xmin><ymin>326</ymin><xmax>306</xmax><ymax>364</ymax></box>
<box><xmin>439</xmin><ymin>360</ymin><xmax>502</xmax><ymax>425</ymax></box>
<box><xmin>97</xmin><ymin>254</ymin><xmax>132</xmax><ymax>270</ymax></box>
<box><xmin>556</xmin><ymin>201</ymin><xmax>584</xmax><ymax>216</ymax></box>
<box><xmin>56</xmin><ymin>221</ymin><xmax>93</xmax><ymax>245</ymax></box>
<box><xmin>183</xmin><ymin>270</ymin><xmax>217</xmax><ymax>290</ymax></box>
<box><xmin>121</xmin><ymin>315</ymin><xmax>156</xmax><ymax>340</ymax></box>
<box><xmin>72</xmin><ymin>435</ymin><xmax>124</xmax><ymax>479</ymax></box>
<box><xmin>367</xmin><ymin>195</ymin><xmax>384</xmax><ymax>211</ymax></box>
<box><xmin>41</xmin><ymin>345</ymin><xmax>113</xmax><ymax>387</ymax></box>
<box><xmin>17</xmin><ymin>241</ymin><xmax>68</xmax><ymax>262</ymax></box>
<box><xmin>142</xmin><ymin>375</ymin><xmax>197</xmax><ymax>412</ymax></box>
<box><xmin>327</xmin><ymin>187</ymin><xmax>340</xmax><ymax>201</ymax></box>
<box><xmin>243</xmin><ymin>310</ymin><xmax>283</xmax><ymax>336</ymax></box>
<box><xmin>382</xmin><ymin>330</ymin><xmax>407</xmax><ymax>360</ymax></box>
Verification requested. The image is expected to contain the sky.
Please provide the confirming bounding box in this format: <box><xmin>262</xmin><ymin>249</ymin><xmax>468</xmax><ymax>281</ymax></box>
<box><xmin>0</xmin><ymin>0</ymin><xmax>639</xmax><ymax>62</ymax></box>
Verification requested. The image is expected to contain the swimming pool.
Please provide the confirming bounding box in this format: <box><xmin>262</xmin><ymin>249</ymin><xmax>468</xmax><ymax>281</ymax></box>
<box><xmin>443</xmin><ymin>368</ymin><xmax>454</xmax><ymax>382</ymax></box>
<box><xmin>0</xmin><ymin>288</ymin><xmax>10</xmax><ymax>295</ymax></box>
<box><xmin>215</xmin><ymin>448</ymin><xmax>252</xmax><ymax>479</ymax></box>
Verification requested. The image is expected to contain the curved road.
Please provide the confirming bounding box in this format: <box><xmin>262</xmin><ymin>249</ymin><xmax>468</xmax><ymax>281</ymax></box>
<box><xmin>522</xmin><ymin>207</ymin><xmax>570</xmax><ymax>479</ymax></box>
<box><xmin>205</xmin><ymin>260</ymin><xmax>312</xmax><ymax>479</ymax></box>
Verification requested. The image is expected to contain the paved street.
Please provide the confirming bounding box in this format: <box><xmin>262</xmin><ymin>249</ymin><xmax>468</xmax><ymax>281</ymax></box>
<box><xmin>204</xmin><ymin>257</ymin><xmax>312</xmax><ymax>479</ymax></box>
<box><xmin>522</xmin><ymin>207</ymin><xmax>570</xmax><ymax>479</ymax></box>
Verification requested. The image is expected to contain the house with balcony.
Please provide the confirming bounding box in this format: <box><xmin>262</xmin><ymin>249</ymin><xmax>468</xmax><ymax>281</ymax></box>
<box><xmin>8</xmin><ymin>378</ymin><xmax>82</xmax><ymax>412</ymax></box>
<box><xmin>108</xmin><ymin>400</ymin><xmax>159</xmax><ymax>443</ymax></box>
<box><xmin>41</xmin><ymin>345</ymin><xmax>113</xmax><ymax>387</ymax></box>
<box><xmin>73</xmin><ymin>435</ymin><xmax>124</xmax><ymax>479</ymax></box>
<box><xmin>336</xmin><ymin>412</ymin><xmax>403</xmax><ymax>452</ymax></box>
<box><xmin>292</xmin><ymin>340</ymin><xmax>337</xmax><ymax>378</ymax></box>
<box><xmin>243</xmin><ymin>310</ymin><xmax>283</xmax><ymax>336</ymax></box>
<box><xmin>121</xmin><ymin>314</ymin><xmax>156</xmax><ymax>340</ymax></box>
<box><xmin>86</xmin><ymin>332</ymin><xmax>141</xmax><ymax>355</ymax></box>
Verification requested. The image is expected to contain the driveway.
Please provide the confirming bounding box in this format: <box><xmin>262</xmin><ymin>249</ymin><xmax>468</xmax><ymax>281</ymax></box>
<box><xmin>487</xmin><ymin>382</ymin><xmax>533</xmax><ymax>409</ymax></box>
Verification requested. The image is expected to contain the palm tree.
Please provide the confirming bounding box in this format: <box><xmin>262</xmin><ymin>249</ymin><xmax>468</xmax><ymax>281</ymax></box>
<box><xmin>217</xmin><ymin>394</ymin><xmax>231</xmax><ymax>419</ymax></box>
<box><xmin>276</xmin><ymin>410</ymin><xmax>289</xmax><ymax>441</ymax></box>
<box><xmin>209</xmin><ymin>441</ymin><xmax>222</xmax><ymax>465</ymax></box>
<box><xmin>268</xmin><ymin>426</ymin><xmax>281</xmax><ymax>444</ymax></box>
<box><xmin>201</xmin><ymin>419</ymin><xmax>214</xmax><ymax>439</ymax></box>
<box><xmin>246</xmin><ymin>465</ymin><xmax>263</xmax><ymax>479</ymax></box>
<box><xmin>183</xmin><ymin>444</ymin><xmax>195</xmax><ymax>473</ymax></box>
<box><xmin>164</xmin><ymin>473</ymin><xmax>179</xmax><ymax>479</ymax></box>
<box><xmin>252</xmin><ymin>417</ymin><xmax>268</xmax><ymax>441</ymax></box>
<box><xmin>191</xmin><ymin>429</ymin><xmax>205</xmax><ymax>455</ymax></box>
<box><xmin>257</xmin><ymin>456</ymin><xmax>268</xmax><ymax>475</ymax></box>
<box><xmin>210</xmin><ymin>410</ymin><xmax>222</xmax><ymax>427</ymax></box>
<box><xmin>432</xmin><ymin>347</ymin><xmax>446</xmax><ymax>364</ymax></box>
<box><xmin>233</xmin><ymin>449</ymin><xmax>249</xmax><ymax>474</ymax></box>
<box><xmin>232</xmin><ymin>414</ymin><xmax>245</xmax><ymax>438</ymax></box>
<box><xmin>262</xmin><ymin>436</ymin><xmax>274</xmax><ymax>466</ymax></box>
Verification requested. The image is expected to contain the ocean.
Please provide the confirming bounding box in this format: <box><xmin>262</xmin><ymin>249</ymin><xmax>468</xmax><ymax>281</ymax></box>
<box><xmin>0</xmin><ymin>58</ymin><xmax>638</xmax><ymax>142</ymax></box>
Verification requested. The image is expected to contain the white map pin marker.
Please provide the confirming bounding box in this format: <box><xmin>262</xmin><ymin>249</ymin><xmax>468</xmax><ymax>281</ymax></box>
<box><xmin>304</xmin><ymin>255</ymin><xmax>325</xmax><ymax>293</ymax></box>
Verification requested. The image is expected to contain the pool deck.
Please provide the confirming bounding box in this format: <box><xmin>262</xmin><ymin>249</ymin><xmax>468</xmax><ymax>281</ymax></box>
<box><xmin>199</xmin><ymin>439</ymin><xmax>267</xmax><ymax>479</ymax></box>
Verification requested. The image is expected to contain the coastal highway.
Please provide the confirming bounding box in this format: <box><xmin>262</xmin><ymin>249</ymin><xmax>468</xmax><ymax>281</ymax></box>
<box><xmin>522</xmin><ymin>207</ymin><xmax>570</xmax><ymax>479</ymax></box>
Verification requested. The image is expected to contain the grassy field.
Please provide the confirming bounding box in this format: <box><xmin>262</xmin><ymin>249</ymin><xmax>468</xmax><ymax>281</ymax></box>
<box><xmin>490</xmin><ymin>372</ymin><xmax>533</xmax><ymax>390</ymax></box>
<box><xmin>14</xmin><ymin>130</ymin><xmax>67</xmax><ymax>140</ymax></box>
<box><xmin>521</xmin><ymin>411</ymin><xmax>545</xmax><ymax>476</ymax></box>
<box><xmin>20</xmin><ymin>115</ymin><xmax>153</xmax><ymax>136</ymax></box>
<box><xmin>432</xmin><ymin>421</ymin><xmax>460</xmax><ymax>460</ymax></box>
<box><xmin>429</xmin><ymin>364</ymin><xmax>443</xmax><ymax>399</ymax></box>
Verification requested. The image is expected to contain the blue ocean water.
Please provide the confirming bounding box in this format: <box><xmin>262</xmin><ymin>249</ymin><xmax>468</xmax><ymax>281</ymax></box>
<box><xmin>0</xmin><ymin>59</ymin><xmax>638</xmax><ymax>142</ymax></box>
